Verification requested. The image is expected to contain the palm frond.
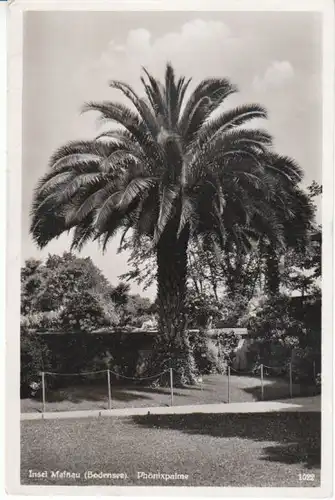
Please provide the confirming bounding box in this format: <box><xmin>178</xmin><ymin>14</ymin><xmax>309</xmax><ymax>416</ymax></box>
<box><xmin>64</xmin><ymin>182</ymin><xmax>114</xmax><ymax>226</ymax></box>
<box><xmin>35</xmin><ymin>171</ymin><xmax>74</xmax><ymax>198</ymax></box>
<box><xmin>117</xmin><ymin>177</ymin><xmax>157</xmax><ymax>211</ymax></box>
<box><xmin>53</xmin><ymin>172</ymin><xmax>105</xmax><ymax>206</ymax></box>
<box><xmin>82</xmin><ymin>101</ymin><xmax>161</xmax><ymax>161</ymax></box>
<box><xmin>109</xmin><ymin>79</ymin><xmax>160</xmax><ymax>137</ymax></box>
<box><xmin>49</xmin><ymin>140</ymin><xmax>111</xmax><ymax>168</ymax></box>
<box><xmin>153</xmin><ymin>185</ymin><xmax>179</xmax><ymax>244</ymax></box>
<box><xmin>267</xmin><ymin>154</ymin><xmax>304</xmax><ymax>184</ymax></box>
<box><xmin>70</xmin><ymin>217</ymin><xmax>95</xmax><ymax>251</ymax></box>
<box><xmin>141</xmin><ymin>67</ymin><xmax>167</xmax><ymax>121</ymax></box>
<box><xmin>179</xmin><ymin>78</ymin><xmax>238</xmax><ymax>141</ymax></box>
<box><xmin>176</xmin><ymin>76</ymin><xmax>192</xmax><ymax>114</ymax></box>
<box><xmin>177</xmin><ymin>194</ymin><xmax>198</xmax><ymax>238</ymax></box>
<box><xmin>196</xmin><ymin>104</ymin><xmax>268</xmax><ymax>149</ymax></box>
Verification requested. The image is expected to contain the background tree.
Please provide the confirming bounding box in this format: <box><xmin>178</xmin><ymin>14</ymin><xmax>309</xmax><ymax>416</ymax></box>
<box><xmin>21</xmin><ymin>252</ymin><xmax>119</xmax><ymax>332</ymax></box>
<box><xmin>112</xmin><ymin>289</ymin><xmax>154</xmax><ymax>329</ymax></box>
<box><xmin>30</xmin><ymin>64</ymin><xmax>314</xmax><ymax>385</ymax></box>
<box><xmin>280</xmin><ymin>228</ymin><xmax>321</xmax><ymax>299</ymax></box>
<box><xmin>263</xmin><ymin>181</ymin><xmax>321</xmax><ymax>297</ymax></box>
<box><xmin>110</xmin><ymin>281</ymin><xmax>131</xmax><ymax>306</ymax></box>
<box><xmin>118</xmin><ymin>236</ymin><xmax>156</xmax><ymax>291</ymax></box>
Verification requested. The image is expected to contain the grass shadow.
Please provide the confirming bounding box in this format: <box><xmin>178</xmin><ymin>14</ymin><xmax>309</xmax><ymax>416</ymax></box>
<box><xmin>41</xmin><ymin>382</ymin><xmax>204</xmax><ymax>403</ymax></box>
<box><xmin>127</xmin><ymin>385</ymin><xmax>200</xmax><ymax>396</ymax></box>
<box><xmin>131</xmin><ymin>412</ymin><xmax>321</xmax><ymax>469</ymax></box>
<box><xmin>241</xmin><ymin>380</ymin><xmax>317</xmax><ymax>401</ymax></box>
<box><xmin>261</xmin><ymin>442</ymin><xmax>320</xmax><ymax>468</ymax></box>
<box><xmin>43</xmin><ymin>385</ymin><xmax>156</xmax><ymax>403</ymax></box>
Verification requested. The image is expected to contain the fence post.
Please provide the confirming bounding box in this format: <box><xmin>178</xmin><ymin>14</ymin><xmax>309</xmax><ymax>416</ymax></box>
<box><xmin>107</xmin><ymin>369</ymin><xmax>112</xmax><ymax>410</ymax></box>
<box><xmin>169</xmin><ymin>368</ymin><xmax>174</xmax><ymax>407</ymax></box>
<box><xmin>260</xmin><ymin>364</ymin><xmax>264</xmax><ymax>401</ymax></box>
<box><xmin>289</xmin><ymin>362</ymin><xmax>293</xmax><ymax>399</ymax></box>
<box><xmin>227</xmin><ymin>365</ymin><xmax>231</xmax><ymax>403</ymax></box>
<box><xmin>41</xmin><ymin>371</ymin><xmax>46</xmax><ymax>415</ymax></box>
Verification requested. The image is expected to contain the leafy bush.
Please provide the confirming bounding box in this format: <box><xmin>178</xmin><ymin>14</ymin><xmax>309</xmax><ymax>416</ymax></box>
<box><xmin>291</xmin><ymin>346</ymin><xmax>320</xmax><ymax>385</ymax></box>
<box><xmin>21</xmin><ymin>253</ymin><xmax>120</xmax><ymax>333</ymax></box>
<box><xmin>191</xmin><ymin>330</ymin><xmax>219</xmax><ymax>374</ymax></box>
<box><xmin>192</xmin><ymin>329</ymin><xmax>239</xmax><ymax>375</ymax></box>
<box><xmin>218</xmin><ymin>331</ymin><xmax>240</xmax><ymax>364</ymax></box>
<box><xmin>186</xmin><ymin>290</ymin><xmax>249</xmax><ymax>329</ymax></box>
<box><xmin>20</xmin><ymin>331</ymin><xmax>52</xmax><ymax>397</ymax></box>
<box><xmin>186</xmin><ymin>291</ymin><xmax>223</xmax><ymax>328</ymax></box>
<box><xmin>59</xmin><ymin>290</ymin><xmax>117</xmax><ymax>332</ymax></box>
<box><xmin>247</xmin><ymin>295</ymin><xmax>307</xmax><ymax>339</ymax></box>
<box><xmin>216</xmin><ymin>296</ymin><xmax>250</xmax><ymax>327</ymax></box>
<box><xmin>244</xmin><ymin>294</ymin><xmax>320</xmax><ymax>383</ymax></box>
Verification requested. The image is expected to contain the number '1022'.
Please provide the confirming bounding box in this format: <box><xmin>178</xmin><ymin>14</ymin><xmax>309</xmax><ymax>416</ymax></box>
<box><xmin>299</xmin><ymin>473</ymin><xmax>315</xmax><ymax>481</ymax></box>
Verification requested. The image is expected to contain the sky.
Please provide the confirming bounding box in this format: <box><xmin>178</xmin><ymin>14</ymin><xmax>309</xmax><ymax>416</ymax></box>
<box><xmin>21</xmin><ymin>11</ymin><xmax>322</xmax><ymax>299</ymax></box>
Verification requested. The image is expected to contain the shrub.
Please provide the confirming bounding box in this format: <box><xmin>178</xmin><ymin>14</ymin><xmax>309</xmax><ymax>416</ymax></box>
<box><xmin>186</xmin><ymin>290</ymin><xmax>249</xmax><ymax>329</ymax></box>
<box><xmin>192</xmin><ymin>329</ymin><xmax>239</xmax><ymax>375</ymax></box>
<box><xmin>186</xmin><ymin>291</ymin><xmax>223</xmax><ymax>328</ymax></box>
<box><xmin>192</xmin><ymin>330</ymin><xmax>221</xmax><ymax>374</ymax></box>
<box><xmin>244</xmin><ymin>294</ymin><xmax>320</xmax><ymax>383</ymax></box>
<box><xmin>20</xmin><ymin>331</ymin><xmax>52</xmax><ymax>397</ymax></box>
<box><xmin>59</xmin><ymin>290</ymin><xmax>118</xmax><ymax>332</ymax></box>
<box><xmin>218</xmin><ymin>330</ymin><xmax>240</xmax><ymax>365</ymax></box>
<box><xmin>291</xmin><ymin>346</ymin><xmax>320</xmax><ymax>384</ymax></box>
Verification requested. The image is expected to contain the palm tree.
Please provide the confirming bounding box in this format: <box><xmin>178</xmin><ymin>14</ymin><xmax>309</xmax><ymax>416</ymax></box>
<box><xmin>30</xmin><ymin>63</ymin><xmax>313</xmax><ymax>385</ymax></box>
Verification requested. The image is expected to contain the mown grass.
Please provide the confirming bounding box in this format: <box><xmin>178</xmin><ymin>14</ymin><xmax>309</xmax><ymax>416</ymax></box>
<box><xmin>21</xmin><ymin>411</ymin><xmax>320</xmax><ymax>487</ymax></box>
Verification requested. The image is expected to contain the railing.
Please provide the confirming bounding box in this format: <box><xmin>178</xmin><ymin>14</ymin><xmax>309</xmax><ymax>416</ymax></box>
<box><xmin>39</xmin><ymin>368</ymin><xmax>173</xmax><ymax>415</ymax></box>
<box><xmin>35</xmin><ymin>360</ymin><xmax>318</xmax><ymax>416</ymax></box>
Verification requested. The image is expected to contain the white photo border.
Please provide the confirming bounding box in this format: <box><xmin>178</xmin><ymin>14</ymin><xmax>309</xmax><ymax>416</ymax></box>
<box><xmin>5</xmin><ymin>0</ymin><xmax>334</xmax><ymax>497</ymax></box>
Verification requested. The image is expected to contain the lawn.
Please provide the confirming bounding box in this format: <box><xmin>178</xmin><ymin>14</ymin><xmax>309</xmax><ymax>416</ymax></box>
<box><xmin>21</xmin><ymin>373</ymin><xmax>317</xmax><ymax>414</ymax></box>
<box><xmin>21</xmin><ymin>412</ymin><xmax>321</xmax><ymax>487</ymax></box>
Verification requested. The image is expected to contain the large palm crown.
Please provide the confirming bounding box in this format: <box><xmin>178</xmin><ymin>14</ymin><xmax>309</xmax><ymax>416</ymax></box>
<box><xmin>31</xmin><ymin>64</ymin><xmax>313</xmax><ymax>255</ymax></box>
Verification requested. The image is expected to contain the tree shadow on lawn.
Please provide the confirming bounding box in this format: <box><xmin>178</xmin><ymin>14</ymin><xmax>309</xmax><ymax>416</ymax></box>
<box><xmin>130</xmin><ymin>385</ymin><xmax>203</xmax><ymax>395</ymax></box>
<box><xmin>42</xmin><ymin>384</ymin><xmax>196</xmax><ymax>404</ymax></box>
<box><xmin>241</xmin><ymin>380</ymin><xmax>317</xmax><ymax>401</ymax></box>
<box><xmin>43</xmin><ymin>382</ymin><xmax>202</xmax><ymax>403</ymax></box>
<box><xmin>132</xmin><ymin>412</ymin><xmax>321</xmax><ymax>469</ymax></box>
<box><xmin>43</xmin><ymin>385</ymin><xmax>155</xmax><ymax>404</ymax></box>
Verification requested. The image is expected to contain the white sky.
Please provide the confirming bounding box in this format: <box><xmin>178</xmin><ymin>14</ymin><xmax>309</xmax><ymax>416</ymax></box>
<box><xmin>21</xmin><ymin>11</ymin><xmax>322</xmax><ymax>299</ymax></box>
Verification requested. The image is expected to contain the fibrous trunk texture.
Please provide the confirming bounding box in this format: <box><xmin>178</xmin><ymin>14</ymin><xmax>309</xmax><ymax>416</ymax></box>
<box><xmin>149</xmin><ymin>223</ymin><xmax>197</xmax><ymax>387</ymax></box>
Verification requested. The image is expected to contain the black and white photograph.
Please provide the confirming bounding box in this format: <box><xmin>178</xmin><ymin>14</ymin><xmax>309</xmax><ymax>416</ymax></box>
<box><xmin>5</xmin><ymin>0</ymin><xmax>334</xmax><ymax>496</ymax></box>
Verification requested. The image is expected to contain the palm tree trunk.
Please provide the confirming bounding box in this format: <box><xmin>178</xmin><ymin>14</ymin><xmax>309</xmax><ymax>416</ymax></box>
<box><xmin>150</xmin><ymin>222</ymin><xmax>197</xmax><ymax>386</ymax></box>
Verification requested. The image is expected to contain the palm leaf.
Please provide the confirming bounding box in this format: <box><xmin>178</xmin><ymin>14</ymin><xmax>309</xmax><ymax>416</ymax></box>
<box><xmin>117</xmin><ymin>177</ymin><xmax>157</xmax><ymax>211</ymax></box>
<box><xmin>196</xmin><ymin>104</ymin><xmax>268</xmax><ymax>149</ymax></box>
<box><xmin>64</xmin><ymin>182</ymin><xmax>114</xmax><ymax>226</ymax></box>
<box><xmin>177</xmin><ymin>194</ymin><xmax>198</xmax><ymax>237</ymax></box>
<box><xmin>109</xmin><ymin>79</ymin><xmax>160</xmax><ymax>137</ymax></box>
<box><xmin>94</xmin><ymin>190</ymin><xmax>123</xmax><ymax>233</ymax></box>
<box><xmin>153</xmin><ymin>185</ymin><xmax>179</xmax><ymax>244</ymax></box>
<box><xmin>179</xmin><ymin>78</ymin><xmax>238</xmax><ymax>140</ymax></box>
<box><xmin>53</xmin><ymin>172</ymin><xmax>105</xmax><ymax>205</ymax></box>
<box><xmin>141</xmin><ymin>67</ymin><xmax>167</xmax><ymax>120</ymax></box>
